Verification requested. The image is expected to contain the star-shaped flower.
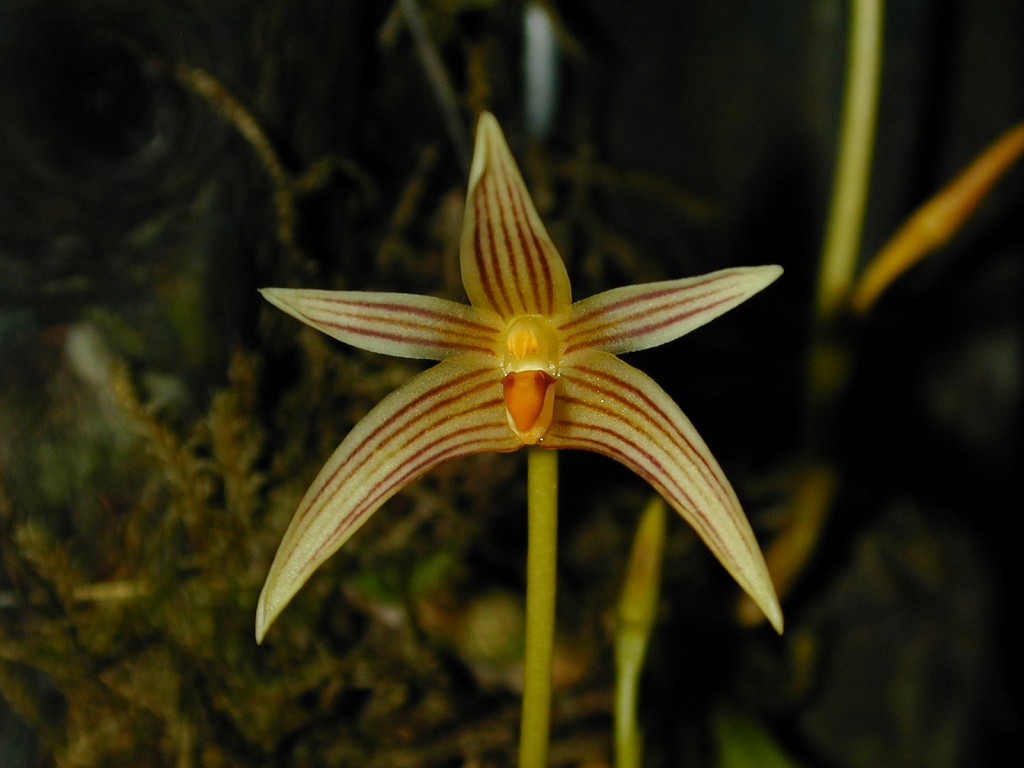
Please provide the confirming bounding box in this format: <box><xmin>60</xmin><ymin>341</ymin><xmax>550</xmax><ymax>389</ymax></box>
<box><xmin>256</xmin><ymin>113</ymin><xmax>783</xmax><ymax>641</ymax></box>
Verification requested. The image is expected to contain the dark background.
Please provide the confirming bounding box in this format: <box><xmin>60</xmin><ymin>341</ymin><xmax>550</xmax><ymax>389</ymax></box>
<box><xmin>1</xmin><ymin>1</ymin><xmax>1020</xmax><ymax>765</ymax></box>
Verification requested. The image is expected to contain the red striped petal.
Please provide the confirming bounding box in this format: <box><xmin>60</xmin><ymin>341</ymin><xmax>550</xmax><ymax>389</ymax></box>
<box><xmin>261</xmin><ymin>288</ymin><xmax>504</xmax><ymax>360</ymax></box>
<box><xmin>558</xmin><ymin>266</ymin><xmax>782</xmax><ymax>355</ymax></box>
<box><xmin>544</xmin><ymin>351</ymin><xmax>782</xmax><ymax>632</ymax></box>
<box><xmin>256</xmin><ymin>356</ymin><xmax>518</xmax><ymax>641</ymax></box>
<box><xmin>460</xmin><ymin>113</ymin><xmax>571</xmax><ymax>319</ymax></box>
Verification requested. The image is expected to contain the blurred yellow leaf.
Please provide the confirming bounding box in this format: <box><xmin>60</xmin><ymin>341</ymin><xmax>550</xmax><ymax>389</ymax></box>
<box><xmin>851</xmin><ymin>123</ymin><xmax>1024</xmax><ymax>314</ymax></box>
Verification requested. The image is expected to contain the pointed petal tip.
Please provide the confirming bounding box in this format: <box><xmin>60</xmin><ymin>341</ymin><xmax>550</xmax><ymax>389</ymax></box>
<box><xmin>254</xmin><ymin>584</ymin><xmax>276</xmax><ymax>644</ymax></box>
<box><xmin>469</xmin><ymin>113</ymin><xmax>501</xmax><ymax>186</ymax></box>
<box><xmin>255</xmin><ymin>576</ymin><xmax>294</xmax><ymax>644</ymax></box>
<box><xmin>462</xmin><ymin>107</ymin><xmax>571</xmax><ymax>317</ymax></box>
<box><xmin>476</xmin><ymin>112</ymin><xmax>504</xmax><ymax>145</ymax></box>
<box><xmin>727</xmin><ymin>552</ymin><xmax>783</xmax><ymax>635</ymax></box>
<box><xmin>255</xmin><ymin>615</ymin><xmax>267</xmax><ymax>645</ymax></box>
<box><xmin>734</xmin><ymin>263</ymin><xmax>783</xmax><ymax>303</ymax></box>
<box><xmin>252</xmin><ymin>357</ymin><xmax>519</xmax><ymax>646</ymax></box>
<box><xmin>254</xmin><ymin>594</ymin><xmax>268</xmax><ymax>644</ymax></box>
<box><xmin>763</xmin><ymin>596</ymin><xmax>784</xmax><ymax>635</ymax></box>
<box><xmin>477</xmin><ymin>111</ymin><xmax>499</xmax><ymax>130</ymax></box>
<box><xmin>738</xmin><ymin>575</ymin><xmax>784</xmax><ymax>634</ymax></box>
<box><xmin>258</xmin><ymin>287</ymin><xmax>291</xmax><ymax>312</ymax></box>
<box><xmin>735</xmin><ymin>554</ymin><xmax>783</xmax><ymax>635</ymax></box>
<box><xmin>754</xmin><ymin>263</ymin><xmax>784</xmax><ymax>287</ymax></box>
<box><xmin>548</xmin><ymin>352</ymin><xmax>784</xmax><ymax>634</ymax></box>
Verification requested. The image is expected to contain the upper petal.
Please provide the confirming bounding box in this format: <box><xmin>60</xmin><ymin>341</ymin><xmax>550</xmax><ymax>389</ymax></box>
<box><xmin>558</xmin><ymin>266</ymin><xmax>783</xmax><ymax>355</ymax></box>
<box><xmin>460</xmin><ymin>113</ymin><xmax>571</xmax><ymax>319</ymax></box>
<box><xmin>256</xmin><ymin>355</ymin><xmax>519</xmax><ymax>642</ymax></box>
<box><xmin>544</xmin><ymin>351</ymin><xmax>783</xmax><ymax>633</ymax></box>
<box><xmin>261</xmin><ymin>288</ymin><xmax>503</xmax><ymax>360</ymax></box>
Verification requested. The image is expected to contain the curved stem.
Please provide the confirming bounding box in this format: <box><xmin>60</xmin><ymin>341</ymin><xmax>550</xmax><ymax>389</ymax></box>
<box><xmin>614</xmin><ymin>497</ymin><xmax>666</xmax><ymax>768</ymax></box>
<box><xmin>806</xmin><ymin>0</ymin><xmax>884</xmax><ymax>448</ymax></box>
<box><xmin>518</xmin><ymin>446</ymin><xmax>559</xmax><ymax>768</ymax></box>
<box><xmin>814</xmin><ymin>0</ymin><xmax>884</xmax><ymax>327</ymax></box>
<box><xmin>614</xmin><ymin>634</ymin><xmax>644</xmax><ymax>768</ymax></box>
<box><xmin>741</xmin><ymin>0</ymin><xmax>886</xmax><ymax>630</ymax></box>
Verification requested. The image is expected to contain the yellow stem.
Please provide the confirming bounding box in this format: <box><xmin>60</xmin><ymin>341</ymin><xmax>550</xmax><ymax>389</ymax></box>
<box><xmin>519</xmin><ymin>447</ymin><xmax>559</xmax><ymax>768</ymax></box>
<box><xmin>614</xmin><ymin>497</ymin><xmax>666</xmax><ymax>768</ymax></box>
<box><xmin>740</xmin><ymin>0</ymin><xmax>886</xmax><ymax>629</ymax></box>
<box><xmin>806</xmin><ymin>0</ymin><xmax>884</xmax><ymax>449</ymax></box>
<box><xmin>814</xmin><ymin>0</ymin><xmax>884</xmax><ymax>327</ymax></box>
<box><xmin>614</xmin><ymin>634</ymin><xmax>645</xmax><ymax>768</ymax></box>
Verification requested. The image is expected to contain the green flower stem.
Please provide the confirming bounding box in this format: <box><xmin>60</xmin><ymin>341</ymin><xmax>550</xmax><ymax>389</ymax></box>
<box><xmin>519</xmin><ymin>446</ymin><xmax>559</xmax><ymax>768</ymax></box>
<box><xmin>614</xmin><ymin>497</ymin><xmax>666</xmax><ymax>768</ymax></box>
<box><xmin>614</xmin><ymin>633</ymin><xmax>646</xmax><ymax>768</ymax></box>
<box><xmin>739</xmin><ymin>1</ymin><xmax>885</xmax><ymax>631</ymax></box>
<box><xmin>814</xmin><ymin>0</ymin><xmax>884</xmax><ymax>328</ymax></box>
<box><xmin>807</xmin><ymin>0</ymin><xmax>884</xmax><ymax>448</ymax></box>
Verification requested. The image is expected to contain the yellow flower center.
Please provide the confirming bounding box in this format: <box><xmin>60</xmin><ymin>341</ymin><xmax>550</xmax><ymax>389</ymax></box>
<box><xmin>502</xmin><ymin>315</ymin><xmax>558</xmax><ymax>374</ymax></box>
<box><xmin>501</xmin><ymin>316</ymin><xmax>559</xmax><ymax>444</ymax></box>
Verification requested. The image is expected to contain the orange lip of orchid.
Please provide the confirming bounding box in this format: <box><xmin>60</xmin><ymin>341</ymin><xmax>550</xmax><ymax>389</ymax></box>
<box><xmin>255</xmin><ymin>112</ymin><xmax>785</xmax><ymax>643</ymax></box>
<box><xmin>502</xmin><ymin>370</ymin><xmax>556</xmax><ymax>443</ymax></box>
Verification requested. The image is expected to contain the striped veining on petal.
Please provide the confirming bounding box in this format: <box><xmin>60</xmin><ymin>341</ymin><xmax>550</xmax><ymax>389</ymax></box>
<box><xmin>553</xmin><ymin>409</ymin><xmax>781</xmax><ymax>632</ymax></box>
<box><xmin>475</xmin><ymin>170</ymin><xmax>516</xmax><ymax>316</ymax></box>
<box><xmin>297</xmin><ymin>296</ymin><xmax>499</xmax><ymax>355</ymax></box>
<box><xmin>307</xmin><ymin>423</ymin><xmax>513</xmax><ymax>568</ymax></box>
<box><xmin>555</xmin><ymin>357</ymin><xmax>735</xmax><ymax>519</ymax></box>
<box><xmin>473</xmin><ymin>142</ymin><xmax>549</xmax><ymax>316</ymax></box>
<box><xmin>301</xmin><ymin>382</ymin><xmax>499</xmax><ymax>556</ymax></box>
<box><xmin>292</xmin><ymin>368</ymin><xmax>497</xmax><ymax>543</ymax></box>
<box><xmin>461</xmin><ymin>113</ymin><xmax>570</xmax><ymax>319</ymax></box>
<box><xmin>502</xmin><ymin>148</ymin><xmax>552</xmax><ymax>314</ymax></box>
<box><xmin>561</xmin><ymin>285</ymin><xmax>735</xmax><ymax>355</ymax></box>
<box><xmin>559</xmin><ymin>266</ymin><xmax>783</xmax><ymax>355</ymax></box>
<box><xmin>261</xmin><ymin>288</ymin><xmax>503</xmax><ymax>360</ymax></box>
<box><xmin>560</xmin><ymin>274</ymin><xmax>722</xmax><ymax>333</ymax></box>
<box><xmin>544</xmin><ymin>352</ymin><xmax>780</xmax><ymax>631</ymax></box>
<box><xmin>557</xmin><ymin>421</ymin><xmax>730</xmax><ymax>556</ymax></box>
<box><xmin>256</xmin><ymin>357</ymin><xmax>519</xmax><ymax>640</ymax></box>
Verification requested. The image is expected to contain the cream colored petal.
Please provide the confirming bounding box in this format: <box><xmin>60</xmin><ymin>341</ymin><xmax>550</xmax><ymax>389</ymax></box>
<box><xmin>261</xmin><ymin>288</ymin><xmax>503</xmax><ymax>360</ymax></box>
<box><xmin>558</xmin><ymin>266</ymin><xmax>782</xmax><ymax>355</ymax></box>
<box><xmin>544</xmin><ymin>351</ymin><xmax>783</xmax><ymax>633</ymax></box>
<box><xmin>460</xmin><ymin>112</ymin><xmax>571</xmax><ymax>319</ymax></box>
<box><xmin>256</xmin><ymin>356</ymin><xmax>519</xmax><ymax>642</ymax></box>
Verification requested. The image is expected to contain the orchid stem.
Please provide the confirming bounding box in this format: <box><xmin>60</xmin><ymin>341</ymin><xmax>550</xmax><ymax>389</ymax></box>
<box><xmin>614</xmin><ymin>497</ymin><xmax>667</xmax><ymax>768</ymax></box>
<box><xmin>748</xmin><ymin>0</ymin><xmax>883</xmax><ymax>628</ymax></box>
<box><xmin>806</xmin><ymin>0</ymin><xmax>883</xmax><ymax>449</ymax></box>
<box><xmin>614</xmin><ymin>634</ymin><xmax>645</xmax><ymax>768</ymax></box>
<box><xmin>519</xmin><ymin>446</ymin><xmax>559</xmax><ymax>768</ymax></box>
<box><xmin>814</xmin><ymin>0</ymin><xmax>884</xmax><ymax>328</ymax></box>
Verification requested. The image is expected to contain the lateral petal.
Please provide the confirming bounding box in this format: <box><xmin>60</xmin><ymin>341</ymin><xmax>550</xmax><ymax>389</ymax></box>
<box><xmin>558</xmin><ymin>266</ymin><xmax>782</xmax><ymax>355</ymax></box>
<box><xmin>256</xmin><ymin>356</ymin><xmax>519</xmax><ymax>641</ymax></box>
<box><xmin>460</xmin><ymin>112</ymin><xmax>571</xmax><ymax>319</ymax></box>
<box><xmin>544</xmin><ymin>351</ymin><xmax>783</xmax><ymax>633</ymax></box>
<box><xmin>261</xmin><ymin>288</ymin><xmax>503</xmax><ymax>360</ymax></box>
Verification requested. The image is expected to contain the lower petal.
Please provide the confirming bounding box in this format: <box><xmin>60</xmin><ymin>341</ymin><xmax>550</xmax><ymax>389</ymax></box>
<box><xmin>257</xmin><ymin>355</ymin><xmax>519</xmax><ymax>641</ymax></box>
<box><xmin>544</xmin><ymin>351</ymin><xmax>783</xmax><ymax>633</ymax></box>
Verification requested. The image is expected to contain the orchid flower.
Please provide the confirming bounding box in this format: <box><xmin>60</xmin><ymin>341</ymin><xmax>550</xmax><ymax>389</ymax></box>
<box><xmin>256</xmin><ymin>113</ymin><xmax>783</xmax><ymax>642</ymax></box>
